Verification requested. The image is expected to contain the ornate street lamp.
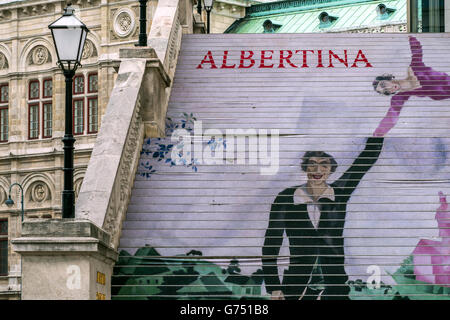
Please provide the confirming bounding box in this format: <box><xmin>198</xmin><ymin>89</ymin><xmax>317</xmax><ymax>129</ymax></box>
<box><xmin>49</xmin><ymin>4</ymin><xmax>89</xmax><ymax>218</ymax></box>
<box><xmin>203</xmin><ymin>0</ymin><xmax>214</xmax><ymax>34</ymax></box>
<box><xmin>5</xmin><ymin>183</ymin><xmax>24</xmax><ymax>222</ymax></box>
<box><xmin>137</xmin><ymin>0</ymin><xmax>148</xmax><ymax>46</ymax></box>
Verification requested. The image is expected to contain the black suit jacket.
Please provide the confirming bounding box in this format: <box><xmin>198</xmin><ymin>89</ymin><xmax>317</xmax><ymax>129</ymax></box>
<box><xmin>262</xmin><ymin>137</ymin><xmax>384</xmax><ymax>293</ymax></box>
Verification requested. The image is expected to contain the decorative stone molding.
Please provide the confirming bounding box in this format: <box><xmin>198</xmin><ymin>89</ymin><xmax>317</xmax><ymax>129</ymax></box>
<box><xmin>0</xmin><ymin>10</ymin><xmax>12</xmax><ymax>22</ymax></box>
<box><xmin>0</xmin><ymin>177</ymin><xmax>10</xmax><ymax>206</ymax></box>
<box><xmin>347</xmin><ymin>23</ymin><xmax>407</xmax><ymax>34</ymax></box>
<box><xmin>148</xmin><ymin>0</ymin><xmax>184</xmax><ymax>79</ymax></box>
<box><xmin>28</xmin><ymin>45</ymin><xmax>52</xmax><ymax>66</ymax></box>
<box><xmin>0</xmin><ymin>187</ymin><xmax>5</xmax><ymax>205</ymax></box>
<box><xmin>69</xmin><ymin>0</ymin><xmax>101</xmax><ymax>9</ymax></box>
<box><xmin>103</xmin><ymin>94</ymin><xmax>142</xmax><ymax>245</ymax></box>
<box><xmin>113</xmin><ymin>7</ymin><xmax>136</xmax><ymax>38</ymax></box>
<box><xmin>82</xmin><ymin>39</ymin><xmax>98</xmax><ymax>60</ymax></box>
<box><xmin>0</xmin><ymin>52</ymin><xmax>8</xmax><ymax>70</ymax></box>
<box><xmin>168</xmin><ymin>15</ymin><xmax>182</xmax><ymax>72</ymax></box>
<box><xmin>21</xmin><ymin>173</ymin><xmax>55</xmax><ymax>206</ymax></box>
<box><xmin>19</xmin><ymin>4</ymin><xmax>55</xmax><ymax>18</ymax></box>
<box><xmin>74</xmin><ymin>177</ymin><xmax>84</xmax><ymax>200</ymax></box>
<box><xmin>76</xmin><ymin>0</ymin><xmax>190</xmax><ymax>251</ymax></box>
<box><xmin>75</xmin><ymin>58</ymin><xmax>147</xmax><ymax>248</ymax></box>
<box><xmin>29</xmin><ymin>182</ymin><xmax>51</xmax><ymax>203</ymax></box>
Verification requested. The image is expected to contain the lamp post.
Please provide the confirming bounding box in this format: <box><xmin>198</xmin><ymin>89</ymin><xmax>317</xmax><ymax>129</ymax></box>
<box><xmin>5</xmin><ymin>183</ymin><xmax>24</xmax><ymax>222</ymax></box>
<box><xmin>137</xmin><ymin>0</ymin><xmax>148</xmax><ymax>46</ymax></box>
<box><xmin>203</xmin><ymin>0</ymin><xmax>214</xmax><ymax>34</ymax></box>
<box><xmin>49</xmin><ymin>4</ymin><xmax>89</xmax><ymax>218</ymax></box>
<box><xmin>197</xmin><ymin>0</ymin><xmax>202</xmax><ymax>15</ymax></box>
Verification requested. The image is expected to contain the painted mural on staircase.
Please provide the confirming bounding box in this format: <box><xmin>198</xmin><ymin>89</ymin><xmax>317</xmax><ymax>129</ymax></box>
<box><xmin>112</xmin><ymin>34</ymin><xmax>450</xmax><ymax>300</ymax></box>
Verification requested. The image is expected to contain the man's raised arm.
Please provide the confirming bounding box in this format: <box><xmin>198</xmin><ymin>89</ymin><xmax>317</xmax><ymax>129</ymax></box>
<box><xmin>409</xmin><ymin>36</ymin><xmax>424</xmax><ymax>67</ymax></box>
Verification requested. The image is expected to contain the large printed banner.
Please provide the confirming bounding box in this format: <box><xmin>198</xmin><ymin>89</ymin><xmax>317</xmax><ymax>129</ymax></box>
<box><xmin>113</xmin><ymin>34</ymin><xmax>450</xmax><ymax>300</ymax></box>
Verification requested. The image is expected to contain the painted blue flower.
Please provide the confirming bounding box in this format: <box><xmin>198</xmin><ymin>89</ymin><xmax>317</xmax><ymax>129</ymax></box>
<box><xmin>180</xmin><ymin>112</ymin><xmax>197</xmax><ymax>130</ymax></box>
<box><xmin>139</xmin><ymin>112</ymin><xmax>203</xmax><ymax>179</ymax></box>
<box><xmin>165</xmin><ymin>117</ymin><xmax>178</xmax><ymax>135</ymax></box>
<box><xmin>138</xmin><ymin>162</ymin><xmax>156</xmax><ymax>178</ymax></box>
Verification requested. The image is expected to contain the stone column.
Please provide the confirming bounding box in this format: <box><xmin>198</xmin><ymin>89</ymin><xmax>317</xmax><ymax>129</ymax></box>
<box><xmin>11</xmin><ymin>219</ymin><xmax>117</xmax><ymax>300</ymax></box>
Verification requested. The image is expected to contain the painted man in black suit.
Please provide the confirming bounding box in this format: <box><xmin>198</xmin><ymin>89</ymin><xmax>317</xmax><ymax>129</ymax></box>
<box><xmin>262</xmin><ymin>113</ymin><xmax>397</xmax><ymax>299</ymax></box>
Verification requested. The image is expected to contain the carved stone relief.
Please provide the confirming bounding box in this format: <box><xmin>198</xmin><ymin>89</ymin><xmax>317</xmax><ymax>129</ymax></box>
<box><xmin>113</xmin><ymin>8</ymin><xmax>136</xmax><ymax>38</ymax></box>
<box><xmin>29</xmin><ymin>182</ymin><xmax>51</xmax><ymax>203</ymax></box>
<box><xmin>28</xmin><ymin>46</ymin><xmax>52</xmax><ymax>65</ymax></box>
<box><xmin>103</xmin><ymin>95</ymin><xmax>143</xmax><ymax>247</ymax></box>
<box><xmin>74</xmin><ymin>178</ymin><xmax>84</xmax><ymax>200</ymax></box>
<box><xmin>168</xmin><ymin>16</ymin><xmax>181</xmax><ymax>72</ymax></box>
<box><xmin>0</xmin><ymin>187</ymin><xmax>5</xmax><ymax>205</ymax></box>
<box><xmin>82</xmin><ymin>39</ymin><xmax>98</xmax><ymax>60</ymax></box>
<box><xmin>0</xmin><ymin>52</ymin><xmax>8</xmax><ymax>70</ymax></box>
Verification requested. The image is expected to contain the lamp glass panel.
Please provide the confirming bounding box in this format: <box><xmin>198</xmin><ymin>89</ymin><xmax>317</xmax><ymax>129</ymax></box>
<box><xmin>50</xmin><ymin>14</ymin><xmax>84</xmax><ymax>28</ymax></box>
<box><xmin>204</xmin><ymin>0</ymin><xmax>213</xmax><ymax>9</ymax></box>
<box><xmin>52</xmin><ymin>28</ymin><xmax>82</xmax><ymax>61</ymax></box>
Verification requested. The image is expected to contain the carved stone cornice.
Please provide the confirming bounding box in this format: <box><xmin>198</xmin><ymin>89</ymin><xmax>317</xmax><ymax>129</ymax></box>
<box><xmin>0</xmin><ymin>0</ymin><xmax>102</xmax><ymax>21</ymax></box>
<box><xmin>346</xmin><ymin>23</ymin><xmax>407</xmax><ymax>34</ymax></box>
<box><xmin>18</xmin><ymin>3</ymin><xmax>54</xmax><ymax>18</ymax></box>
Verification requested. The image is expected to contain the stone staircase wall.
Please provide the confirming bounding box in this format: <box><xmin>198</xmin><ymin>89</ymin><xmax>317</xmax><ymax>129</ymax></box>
<box><xmin>75</xmin><ymin>0</ymin><xmax>196</xmax><ymax>249</ymax></box>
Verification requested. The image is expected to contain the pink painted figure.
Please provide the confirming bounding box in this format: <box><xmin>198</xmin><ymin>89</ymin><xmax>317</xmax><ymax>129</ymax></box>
<box><xmin>412</xmin><ymin>192</ymin><xmax>450</xmax><ymax>287</ymax></box>
<box><xmin>372</xmin><ymin>36</ymin><xmax>450</xmax><ymax>137</ymax></box>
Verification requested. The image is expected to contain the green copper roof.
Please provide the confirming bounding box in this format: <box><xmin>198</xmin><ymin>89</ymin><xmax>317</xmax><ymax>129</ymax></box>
<box><xmin>225</xmin><ymin>0</ymin><xmax>406</xmax><ymax>33</ymax></box>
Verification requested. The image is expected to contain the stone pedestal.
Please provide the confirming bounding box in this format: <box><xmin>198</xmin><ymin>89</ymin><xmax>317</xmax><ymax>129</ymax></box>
<box><xmin>11</xmin><ymin>219</ymin><xmax>118</xmax><ymax>300</ymax></box>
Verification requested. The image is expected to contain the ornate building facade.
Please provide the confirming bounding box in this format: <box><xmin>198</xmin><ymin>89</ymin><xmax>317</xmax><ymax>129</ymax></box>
<box><xmin>0</xmin><ymin>0</ymin><xmax>448</xmax><ymax>300</ymax></box>
<box><xmin>0</xmin><ymin>0</ymin><xmax>163</xmax><ymax>299</ymax></box>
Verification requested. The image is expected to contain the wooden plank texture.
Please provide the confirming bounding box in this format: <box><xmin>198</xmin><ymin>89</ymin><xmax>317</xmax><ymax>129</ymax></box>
<box><xmin>112</xmin><ymin>34</ymin><xmax>450</xmax><ymax>300</ymax></box>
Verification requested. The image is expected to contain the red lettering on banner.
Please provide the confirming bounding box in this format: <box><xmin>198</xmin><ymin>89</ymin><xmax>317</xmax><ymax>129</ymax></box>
<box><xmin>328</xmin><ymin>50</ymin><xmax>348</xmax><ymax>67</ymax></box>
<box><xmin>196</xmin><ymin>51</ymin><xmax>218</xmax><ymax>69</ymax></box>
<box><xmin>196</xmin><ymin>49</ymin><xmax>373</xmax><ymax>69</ymax></box>
<box><xmin>278</xmin><ymin>50</ymin><xmax>297</xmax><ymax>68</ymax></box>
<box><xmin>317</xmin><ymin>50</ymin><xmax>324</xmax><ymax>68</ymax></box>
<box><xmin>351</xmin><ymin>50</ymin><xmax>373</xmax><ymax>68</ymax></box>
<box><xmin>295</xmin><ymin>50</ymin><xmax>315</xmax><ymax>68</ymax></box>
<box><xmin>260</xmin><ymin>50</ymin><xmax>274</xmax><ymax>68</ymax></box>
<box><xmin>239</xmin><ymin>51</ymin><xmax>255</xmax><ymax>68</ymax></box>
<box><xmin>221</xmin><ymin>50</ymin><xmax>236</xmax><ymax>69</ymax></box>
